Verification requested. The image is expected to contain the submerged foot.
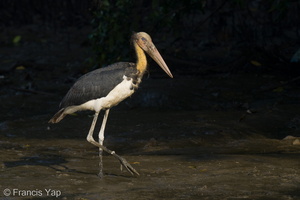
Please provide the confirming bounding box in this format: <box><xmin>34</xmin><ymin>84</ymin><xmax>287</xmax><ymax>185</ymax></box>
<box><xmin>98</xmin><ymin>171</ymin><xmax>104</xmax><ymax>179</ymax></box>
<box><xmin>98</xmin><ymin>151</ymin><xmax>104</xmax><ymax>178</ymax></box>
<box><xmin>88</xmin><ymin>140</ymin><xmax>139</xmax><ymax>176</ymax></box>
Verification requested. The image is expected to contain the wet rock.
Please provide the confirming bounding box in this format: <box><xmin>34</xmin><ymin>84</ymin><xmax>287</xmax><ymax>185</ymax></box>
<box><xmin>282</xmin><ymin>135</ymin><xmax>300</xmax><ymax>145</ymax></box>
<box><xmin>293</xmin><ymin>139</ymin><xmax>300</xmax><ymax>145</ymax></box>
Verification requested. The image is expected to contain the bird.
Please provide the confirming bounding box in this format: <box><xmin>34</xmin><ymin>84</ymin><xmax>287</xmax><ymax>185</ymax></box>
<box><xmin>49</xmin><ymin>32</ymin><xmax>173</xmax><ymax>177</ymax></box>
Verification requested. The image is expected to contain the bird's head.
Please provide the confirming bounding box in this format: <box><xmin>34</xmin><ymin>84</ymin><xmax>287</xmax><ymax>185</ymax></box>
<box><xmin>132</xmin><ymin>32</ymin><xmax>173</xmax><ymax>78</ymax></box>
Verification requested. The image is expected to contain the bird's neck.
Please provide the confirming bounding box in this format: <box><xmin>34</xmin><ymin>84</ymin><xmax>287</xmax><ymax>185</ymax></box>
<box><xmin>134</xmin><ymin>43</ymin><xmax>147</xmax><ymax>76</ymax></box>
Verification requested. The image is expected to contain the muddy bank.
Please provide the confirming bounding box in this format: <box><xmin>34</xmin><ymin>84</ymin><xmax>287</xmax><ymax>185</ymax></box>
<box><xmin>1</xmin><ymin>108</ymin><xmax>300</xmax><ymax>199</ymax></box>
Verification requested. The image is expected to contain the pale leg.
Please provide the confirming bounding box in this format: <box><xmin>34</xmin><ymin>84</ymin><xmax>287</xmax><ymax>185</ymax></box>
<box><xmin>86</xmin><ymin>111</ymin><xmax>140</xmax><ymax>177</ymax></box>
<box><xmin>98</xmin><ymin>109</ymin><xmax>110</xmax><ymax>177</ymax></box>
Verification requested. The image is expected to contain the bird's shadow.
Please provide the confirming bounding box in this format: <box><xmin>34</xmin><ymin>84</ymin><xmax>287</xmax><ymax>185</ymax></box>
<box><xmin>3</xmin><ymin>153</ymin><xmax>94</xmax><ymax>175</ymax></box>
<box><xmin>3</xmin><ymin>153</ymin><xmax>136</xmax><ymax>178</ymax></box>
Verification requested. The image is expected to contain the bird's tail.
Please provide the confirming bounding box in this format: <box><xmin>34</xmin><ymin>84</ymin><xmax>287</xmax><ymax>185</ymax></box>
<box><xmin>48</xmin><ymin>108</ymin><xmax>66</xmax><ymax>123</ymax></box>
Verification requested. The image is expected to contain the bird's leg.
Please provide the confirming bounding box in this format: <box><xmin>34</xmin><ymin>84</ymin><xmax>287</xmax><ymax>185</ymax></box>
<box><xmin>86</xmin><ymin>112</ymin><xmax>139</xmax><ymax>177</ymax></box>
<box><xmin>97</xmin><ymin>109</ymin><xmax>110</xmax><ymax>178</ymax></box>
<box><xmin>86</xmin><ymin>112</ymin><xmax>99</xmax><ymax>145</ymax></box>
<box><xmin>99</xmin><ymin>110</ymin><xmax>132</xmax><ymax>173</ymax></box>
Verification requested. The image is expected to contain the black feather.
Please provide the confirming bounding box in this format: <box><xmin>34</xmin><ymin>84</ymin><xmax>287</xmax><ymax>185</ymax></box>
<box><xmin>60</xmin><ymin>62</ymin><xmax>138</xmax><ymax>108</ymax></box>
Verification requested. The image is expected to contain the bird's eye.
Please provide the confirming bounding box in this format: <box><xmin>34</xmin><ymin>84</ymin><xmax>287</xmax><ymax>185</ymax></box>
<box><xmin>141</xmin><ymin>37</ymin><xmax>147</xmax><ymax>42</ymax></box>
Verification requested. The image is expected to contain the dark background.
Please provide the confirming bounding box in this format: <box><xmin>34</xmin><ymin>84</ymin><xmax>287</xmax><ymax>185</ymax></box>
<box><xmin>0</xmin><ymin>0</ymin><xmax>300</xmax><ymax>136</ymax></box>
<box><xmin>1</xmin><ymin>0</ymin><xmax>299</xmax><ymax>72</ymax></box>
<box><xmin>1</xmin><ymin>1</ymin><xmax>300</xmax><ymax>199</ymax></box>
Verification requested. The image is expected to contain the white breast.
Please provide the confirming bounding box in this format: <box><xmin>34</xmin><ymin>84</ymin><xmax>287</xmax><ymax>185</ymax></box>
<box><xmin>100</xmin><ymin>75</ymin><xmax>135</xmax><ymax>108</ymax></box>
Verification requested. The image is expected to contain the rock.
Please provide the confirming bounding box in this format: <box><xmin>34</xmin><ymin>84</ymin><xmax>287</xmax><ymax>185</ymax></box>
<box><xmin>283</xmin><ymin>135</ymin><xmax>300</xmax><ymax>145</ymax></box>
<box><xmin>283</xmin><ymin>135</ymin><xmax>296</xmax><ymax>140</ymax></box>
<box><xmin>292</xmin><ymin>139</ymin><xmax>300</xmax><ymax>145</ymax></box>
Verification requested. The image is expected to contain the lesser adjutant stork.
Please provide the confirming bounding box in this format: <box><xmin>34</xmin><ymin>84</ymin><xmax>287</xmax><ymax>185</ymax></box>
<box><xmin>49</xmin><ymin>32</ymin><xmax>173</xmax><ymax>177</ymax></box>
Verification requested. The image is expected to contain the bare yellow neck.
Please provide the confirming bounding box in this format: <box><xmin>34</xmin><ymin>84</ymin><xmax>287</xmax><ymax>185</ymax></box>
<box><xmin>134</xmin><ymin>43</ymin><xmax>147</xmax><ymax>75</ymax></box>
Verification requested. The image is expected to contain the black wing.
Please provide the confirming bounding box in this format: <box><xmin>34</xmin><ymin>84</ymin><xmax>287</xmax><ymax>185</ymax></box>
<box><xmin>60</xmin><ymin>62</ymin><xmax>137</xmax><ymax>108</ymax></box>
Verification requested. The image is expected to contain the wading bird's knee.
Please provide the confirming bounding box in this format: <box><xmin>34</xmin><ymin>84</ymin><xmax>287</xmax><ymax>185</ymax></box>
<box><xmin>87</xmin><ymin>135</ymin><xmax>95</xmax><ymax>143</ymax></box>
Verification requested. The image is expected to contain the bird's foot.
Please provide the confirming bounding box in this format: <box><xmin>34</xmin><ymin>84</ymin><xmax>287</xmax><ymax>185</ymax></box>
<box><xmin>112</xmin><ymin>153</ymin><xmax>139</xmax><ymax>176</ymax></box>
<box><xmin>98</xmin><ymin>151</ymin><xmax>104</xmax><ymax>178</ymax></box>
<box><xmin>98</xmin><ymin>171</ymin><xmax>104</xmax><ymax>179</ymax></box>
<box><xmin>97</xmin><ymin>164</ymin><xmax>104</xmax><ymax>178</ymax></box>
<box><xmin>119</xmin><ymin>156</ymin><xmax>140</xmax><ymax>176</ymax></box>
